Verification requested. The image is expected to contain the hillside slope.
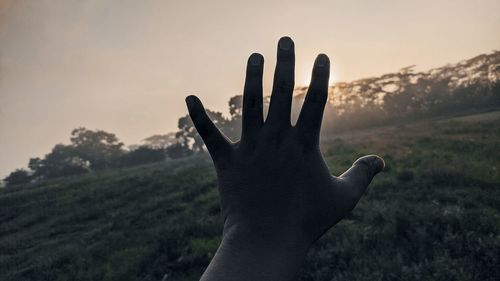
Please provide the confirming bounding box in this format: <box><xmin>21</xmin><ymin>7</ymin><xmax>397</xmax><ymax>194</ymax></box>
<box><xmin>1</xmin><ymin>111</ymin><xmax>499</xmax><ymax>281</ymax></box>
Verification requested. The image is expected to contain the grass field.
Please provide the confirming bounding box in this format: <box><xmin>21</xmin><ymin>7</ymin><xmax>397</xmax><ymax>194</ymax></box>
<box><xmin>1</xmin><ymin>111</ymin><xmax>499</xmax><ymax>281</ymax></box>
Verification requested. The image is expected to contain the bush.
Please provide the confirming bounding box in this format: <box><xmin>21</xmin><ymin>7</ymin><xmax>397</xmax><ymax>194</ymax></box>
<box><xmin>4</xmin><ymin>168</ymin><xmax>31</xmax><ymax>186</ymax></box>
<box><xmin>397</xmin><ymin>170</ymin><xmax>414</xmax><ymax>182</ymax></box>
<box><xmin>425</xmin><ymin>165</ymin><xmax>467</xmax><ymax>185</ymax></box>
<box><xmin>166</xmin><ymin>143</ymin><xmax>193</xmax><ymax>159</ymax></box>
<box><xmin>121</xmin><ymin>146</ymin><xmax>166</xmax><ymax>167</ymax></box>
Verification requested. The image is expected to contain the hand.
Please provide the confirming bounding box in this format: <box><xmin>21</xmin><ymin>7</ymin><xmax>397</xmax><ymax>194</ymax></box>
<box><xmin>186</xmin><ymin>36</ymin><xmax>384</xmax><ymax>281</ymax></box>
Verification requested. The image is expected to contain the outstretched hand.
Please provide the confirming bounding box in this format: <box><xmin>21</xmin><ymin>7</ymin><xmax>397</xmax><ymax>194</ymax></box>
<box><xmin>186</xmin><ymin>37</ymin><xmax>384</xmax><ymax>281</ymax></box>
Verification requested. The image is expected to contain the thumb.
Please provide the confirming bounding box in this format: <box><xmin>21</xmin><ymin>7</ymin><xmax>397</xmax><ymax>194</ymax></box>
<box><xmin>339</xmin><ymin>155</ymin><xmax>385</xmax><ymax>197</ymax></box>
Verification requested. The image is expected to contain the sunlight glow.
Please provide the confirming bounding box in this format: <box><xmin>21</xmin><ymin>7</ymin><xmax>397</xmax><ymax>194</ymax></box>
<box><xmin>329</xmin><ymin>72</ymin><xmax>336</xmax><ymax>85</ymax></box>
<box><xmin>301</xmin><ymin>71</ymin><xmax>336</xmax><ymax>87</ymax></box>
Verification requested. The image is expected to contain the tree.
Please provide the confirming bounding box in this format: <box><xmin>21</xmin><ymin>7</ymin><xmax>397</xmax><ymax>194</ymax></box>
<box><xmin>120</xmin><ymin>146</ymin><xmax>166</xmax><ymax>166</ymax></box>
<box><xmin>142</xmin><ymin>133</ymin><xmax>179</xmax><ymax>149</ymax></box>
<box><xmin>25</xmin><ymin>128</ymin><xmax>124</xmax><ymax>180</ymax></box>
<box><xmin>4</xmin><ymin>169</ymin><xmax>31</xmax><ymax>186</ymax></box>
<box><xmin>166</xmin><ymin>142</ymin><xmax>193</xmax><ymax>159</ymax></box>
<box><xmin>225</xmin><ymin>95</ymin><xmax>243</xmax><ymax>141</ymax></box>
<box><xmin>29</xmin><ymin>144</ymin><xmax>90</xmax><ymax>179</ymax></box>
<box><xmin>228</xmin><ymin>95</ymin><xmax>243</xmax><ymax>120</ymax></box>
<box><xmin>70</xmin><ymin>127</ymin><xmax>124</xmax><ymax>170</ymax></box>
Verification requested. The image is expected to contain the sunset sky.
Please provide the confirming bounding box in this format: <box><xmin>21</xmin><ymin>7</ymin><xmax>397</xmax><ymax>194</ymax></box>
<box><xmin>1</xmin><ymin>0</ymin><xmax>500</xmax><ymax>178</ymax></box>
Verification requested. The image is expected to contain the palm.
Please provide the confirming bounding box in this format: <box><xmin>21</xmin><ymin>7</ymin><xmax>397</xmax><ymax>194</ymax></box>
<box><xmin>186</xmin><ymin>37</ymin><xmax>384</xmax><ymax>246</ymax></box>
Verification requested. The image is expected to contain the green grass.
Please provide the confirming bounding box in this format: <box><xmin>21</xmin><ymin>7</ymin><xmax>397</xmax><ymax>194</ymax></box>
<box><xmin>1</xmin><ymin>111</ymin><xmax>500</xmax><ymax>281</ymax></box>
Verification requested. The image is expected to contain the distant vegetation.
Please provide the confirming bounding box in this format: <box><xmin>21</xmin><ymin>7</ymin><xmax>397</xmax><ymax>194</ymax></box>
<box><xmin>302</xmin><ymin>50</ymin><xmax>500</xmax><ymax>133</ymax></box>
<box><xmin>3</xmin><ymin>51</ymin><xmax>499</xmax><ymax>186</ymax></box>
<box><xmin>4</xmin><ymin>128</ymin><xmax>168</xmax><ymax>186</ymax></box>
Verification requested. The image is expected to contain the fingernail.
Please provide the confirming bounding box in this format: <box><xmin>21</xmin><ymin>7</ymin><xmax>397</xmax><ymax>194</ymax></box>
<box><xmin>315</xmin><ymin>54</ymin><xmax>328</xmax><ymax>67</ymax></box>
<box><xmin>185</xmin><ymin>95</ymin><xmax>196</xmax><ymax>110</ymax></box>
<box><xmin>372</xmin><ymin>157</ymin><xmax>385</xmax><ymax>172</ymax></box>
<box><xmin>249</xmin><ymin>53</ymin><xmax>262</xmax><ymax>66</ymax></box>
<box><xmin>279</xmin><ymin>37</ymin><xmax>293</xmax><ymax>51</ymax></box>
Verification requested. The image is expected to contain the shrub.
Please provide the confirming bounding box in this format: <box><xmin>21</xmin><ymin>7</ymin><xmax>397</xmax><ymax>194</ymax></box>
<box><xmin>4</xmin><ymin>168</ymin><xmax>31</xmax><ymax>186</ymax></box>
<box><xmin>397</xmin><ymin>170</ymin><xmax>414</xmax><ymax>182</ymax></box>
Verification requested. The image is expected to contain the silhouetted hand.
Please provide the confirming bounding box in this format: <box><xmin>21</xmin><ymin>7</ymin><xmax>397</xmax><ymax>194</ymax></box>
<box><xmin>186</xmin><ymin>37</ymin><xmax>384</xmax><ymax>281</ymax></box>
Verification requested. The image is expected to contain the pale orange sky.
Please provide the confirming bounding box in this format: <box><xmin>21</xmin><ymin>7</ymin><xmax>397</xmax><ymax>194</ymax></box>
<box><xmin>1</xmin><ymin>0</ymin><xmax>500</xmax><ymax>178</ymax></box>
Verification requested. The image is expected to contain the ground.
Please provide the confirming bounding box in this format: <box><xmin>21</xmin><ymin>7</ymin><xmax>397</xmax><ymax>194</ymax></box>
<box><xmin>1</xmin><ymin>111</ymin><xmax>499</xmax><ymax>281</ymax></box>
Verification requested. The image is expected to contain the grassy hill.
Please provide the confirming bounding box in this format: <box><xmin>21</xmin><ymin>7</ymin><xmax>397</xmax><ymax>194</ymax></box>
<box><xmin>1</xmin><ymin>111</ymin><xmax>499</xmax><ymax>281</ymax></box>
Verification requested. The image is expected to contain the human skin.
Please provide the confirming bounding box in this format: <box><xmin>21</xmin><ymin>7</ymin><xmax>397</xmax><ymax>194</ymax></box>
<box><xmin>185</xmin><ymin>36</ymin><xmax>385</xmax><ymax>281</ymax></box>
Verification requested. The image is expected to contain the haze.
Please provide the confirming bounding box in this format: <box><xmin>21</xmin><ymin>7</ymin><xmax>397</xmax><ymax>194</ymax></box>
<box><xmin>1</xmin><ymin>0</ymin><xmax>499</xmax><ymax>178</ymax></box>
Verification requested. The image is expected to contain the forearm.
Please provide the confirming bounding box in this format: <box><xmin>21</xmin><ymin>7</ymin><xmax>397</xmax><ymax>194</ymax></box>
<box><xmin>200</xmin><ymin>224</ymin><xmax>310</xmax><ymax>281</ymax></box>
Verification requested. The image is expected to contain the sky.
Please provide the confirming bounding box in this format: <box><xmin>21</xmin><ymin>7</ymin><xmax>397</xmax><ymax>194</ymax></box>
<box><xmin>1</xmin><ymin>0</ymin><xmax>500</xmax><ymax>178</ymax></box>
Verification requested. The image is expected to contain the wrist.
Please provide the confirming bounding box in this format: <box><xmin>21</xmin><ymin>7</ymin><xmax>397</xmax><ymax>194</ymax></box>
<box><xmin>223</xmin><ymin>222</ymin><xmax>311</xmax><ymax>253</ymax></box>
<box><xmin>223</xmin><ymin>212</ymin><xmax>313</xmax><ymax>249</ymax></box>
<box><xmin>202</xmin><ymin>223</ymin><xmax>309</xmax><ymax>281</ymax></box>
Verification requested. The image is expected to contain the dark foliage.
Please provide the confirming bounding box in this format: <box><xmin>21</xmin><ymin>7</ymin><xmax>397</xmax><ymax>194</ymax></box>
<box><xmin>22</xmin><ymin>128</ymin><xmax>124</xmax><ymax>181</ymax></box>
<box><xmin>166</xmin><ymin>143</ymin><xmax>194</xmax><ymax>159</ymax></box>
<box><xmin>70</xmin><ymin>127</ymin><xmax>125</xmax><ymax>170</ymax></box>
<box><xmin>3</xmin><ymin>169</ymin><xmax>31</xmax><ymax>186</ymax></box>
<box><xmin>120</xmin><ymin>146</ymin><xmax>166</xmax><ymax>166</ymax></box>
<box><xmin>28</xmin><ymin>145</ymin><xmax>90</xmax><ymax>179</ymax></box>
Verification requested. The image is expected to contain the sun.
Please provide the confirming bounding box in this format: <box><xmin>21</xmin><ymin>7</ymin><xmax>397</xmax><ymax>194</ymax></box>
<box><xmin>301</xmin><ymin>71</ymin><xmax>337</xmax><ymax>87</ymax></box>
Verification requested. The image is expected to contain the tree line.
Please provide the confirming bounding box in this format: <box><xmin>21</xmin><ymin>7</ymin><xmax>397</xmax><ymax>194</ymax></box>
<box><xmin>2</xmin><ymin>97</ymin><xmax>243</xmax><ymax>187</ymax></box>
<box><xmin>3</xmin><ymin>51</ymin><xmax>499</xmax><ymax>186</ymax></box>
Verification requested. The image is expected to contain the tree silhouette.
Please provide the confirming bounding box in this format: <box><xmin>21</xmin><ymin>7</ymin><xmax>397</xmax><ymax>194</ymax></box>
<box><xmin>29</xmin><ymin>144</ymin><xmax>89</xmax><ymax>179</ymax></box>
<box><xmin>120</xmin><ymin>146</ymin><xmax>166</xmax><ymax>166</ymax></box>
<box><xmin>4</xmin><ymin>169</ymin><xmax>31</xmax><ymax>186</ymax></box>
<box><xmin>70</xmin><ymin>127</ymin><xmax>124</xmax><ymax>170</ymax></box>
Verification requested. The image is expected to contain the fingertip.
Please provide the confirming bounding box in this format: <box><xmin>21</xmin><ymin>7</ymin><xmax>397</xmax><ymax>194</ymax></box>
<box><xmin>352</xmin><ymin>155</ymin><xmax>385</xmax><ymax>176</ymax></box>
<box><xmin>372</xmin><ymin>155</ymin><xmax>385</xmax><ymax>174</ymax></box>
<box><xmin>185</xmin><ymin>95</ymin><xmax>201</xmax><ymax>111</ymax></box>
<box><xmin>278</xmin><ymin>36</ymin><xmax>294</xmax><ymax>51</ymax></box>
<box><xmin>277</xmin><ymin>37</ymin><xmax>295</xmax><ymax>61</ymax></box>
<box><xmin>307</xmin><ymin>56</ymin><xmax>330</xmax><ymax>104</ymax></box>
<box><xmin>314</xmin><ymin>54</ymin><xmax>330</xmax><ymax>68</ymax></box>
<box><xmin>185</xmin><ymin>94</ymin><xmax>196</xmax><ymax>104</ymax></box>
<box><xmin>248</xmin><ymin>53</ymin><xmax>264</xmax><ymax>66</ymax></box>
<box><xmin>312</xmin><ymin>54</ymin><xmax>330</xmax><ymax>81</ymax></box>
